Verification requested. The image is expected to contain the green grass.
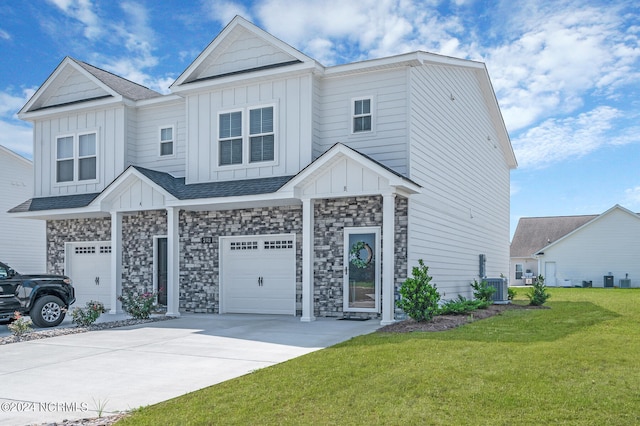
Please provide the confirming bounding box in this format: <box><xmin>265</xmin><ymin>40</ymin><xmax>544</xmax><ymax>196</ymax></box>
<box><xmin>119</xmin><ymin>288</ymin><xmax>640</xmax><ymax>425</ymax></box>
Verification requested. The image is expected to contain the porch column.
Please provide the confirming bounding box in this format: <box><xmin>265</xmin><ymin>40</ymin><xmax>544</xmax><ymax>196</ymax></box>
<box><xmin>301</xmin><ymin>198</ymin><xmax>316</xmax><ymax>322</ymax></box>
<box><xmin>109</xmin><ymin>211</ymin><xmax>123</xmax><ymax>314</ymax></box>
<box><xmin>381</xmin><ymin>193</ymin><xmax>396</xmax><ymax>325</ymax></box>
<box><xmin>166</xmin><ymin>207</ymin><xmax>181</xmax><ymax>317</ymax></box>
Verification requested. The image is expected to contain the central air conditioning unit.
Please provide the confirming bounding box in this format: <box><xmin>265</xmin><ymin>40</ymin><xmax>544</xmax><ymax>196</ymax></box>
<box><xmin>485</xmin><ymin>277</ymin><xmax>509</xmax><ymax>304</ymax></box>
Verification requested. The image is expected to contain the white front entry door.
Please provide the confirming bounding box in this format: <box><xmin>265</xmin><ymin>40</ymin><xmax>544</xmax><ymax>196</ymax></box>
<box><xmin>66</xmin><ymin>242</ymin><xmax>112</xmax><ymax>309</ymax></box>
<box><xmin>220</xmin><ymin>234</ymin><xmax>296</xmax><ymax>315</ymax></box>
<box><xmin>545</xmin><ymin>262</ymin><xmax>557</xmax><ymax>287</ymax></box>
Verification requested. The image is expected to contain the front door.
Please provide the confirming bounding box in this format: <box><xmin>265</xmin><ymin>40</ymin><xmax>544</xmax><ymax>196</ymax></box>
<box><xmin>156</xmin><ymin>237</ymin><xmax>168</xmax><ymax>306</ymax></box>
<box><xmin>545</xmin><ymin>262</ymin><xmax>557</xmax><ymax>287</ymax></box>
<box><xmin>344</xmin><ymin>227</ymin><xmax>380</xmax><ymax>313</ymax></box>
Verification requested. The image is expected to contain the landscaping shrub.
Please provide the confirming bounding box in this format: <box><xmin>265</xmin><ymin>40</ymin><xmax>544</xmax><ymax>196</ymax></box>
<box><xmin>507</xmin><ymin>287</ymin><xmax>516</xmax><ymax>301</ymax></box>
<box><xmin>439</xmin><ymin>295</ymin><xmax>485</xmax><ymax>315</ymax></box>
<box><xmin>396</xmin><ymin>259</ymin><xmax>440</xmax><ymax>322</ymax></box>
<box><xmin>527</xmin><ymin>275</ymin><xmax>551</xmax><ymax>306</ymax></box>
<box><xmin>470</xmin><ymin>279</ymin><xmax>496</xmax><ymax>304</ymax></box>
<box><xmin>71</xmin><ymin>300</ymin><xmax>106</xmax><ymax>326</ymax></box>
<box><xmin>118</xmin><ymin>290</ymin><xmax>157</xmax><ymax>319</ymax></box>
<box><xmin>8</xmin><ymin>311</ymin><xmax>32</xmax><ymax>338</ymax></box>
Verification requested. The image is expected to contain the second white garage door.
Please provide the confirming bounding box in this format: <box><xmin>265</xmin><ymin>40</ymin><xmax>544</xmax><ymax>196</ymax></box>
<box><xmin>220</xmin><ymin>234</ymin><xmax>296</xmax><ymax>315</ymax></box>
<box><xmin>66</xmin><ymin>242</ymin><xmax>112</xmax><ymax>310</ymax></box>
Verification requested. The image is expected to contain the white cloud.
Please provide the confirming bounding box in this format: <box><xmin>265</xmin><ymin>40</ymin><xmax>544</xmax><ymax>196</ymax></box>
<box><xmin>511</xmin><ymin>106</ymin><xmax>639</xmax><ymax>169</ymax></box>
<box><xmin>0</xmin><ymin>29</ymin><xmax>10</xmax><ymax>40</ymax></box>
<box><xmin>203</xmin><ymin>0</ymin><xmax>253</xmax><ymax>26</ymax></box>
<box><xmin>623</xmin><ymin>186</ymin><xmax>640</xmax><ymax>210</ymax></box>
<box><xmin>46</xmin><ymin>0</ymin><xmax>102</xmax><ymax>40</ymax></box>
<box><xmin>0</xmin><ymin>89</ymin><xmax>36</xmax><ymax>158</ymax></box>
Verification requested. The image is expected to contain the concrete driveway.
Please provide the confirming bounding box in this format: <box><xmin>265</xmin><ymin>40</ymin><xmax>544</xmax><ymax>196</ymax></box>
<box><xmin>0</xmin><ymin>314</ymin><xmax>380</xmax><ymax>425</ymax></box>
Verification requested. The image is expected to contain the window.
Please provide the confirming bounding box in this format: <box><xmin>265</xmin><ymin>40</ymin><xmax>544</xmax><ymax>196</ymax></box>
<box><xmin>515</xmin><ymin>264</ymin><xmax>523</xmax><ymax>280</ymax></box>
<box><xmin>353</xmin><ymin>98</ymin><xmax>372</xmax><ymax>133</ymax></box>
<box><xmin>56</xmin><ymin>132</ymin><xmax>97</xmax><ymax>183</ymax></box>
<box><xmin>249</xmin><ymin>107</ymin><xmax>274</xmax><ymax>162</ymax></box>
<box><xmin>219</xmin><ymin>111</ymin><xmax>243</xmax><ymax>166</ymax></box>
<box><xmin>160</xmin><ymin>126</ymin><xmax>174</xmax><ymax>156</ymax></box>
<box><xmin>217</xmin><ymin>106</ymin><xmax>276</xmax><ymax>167</ymax></box>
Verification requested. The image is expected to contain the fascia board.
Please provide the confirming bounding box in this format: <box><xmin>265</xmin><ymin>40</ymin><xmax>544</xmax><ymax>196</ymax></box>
<box><xmin>18</xmin><ymin>96</ymin><xmax>124</xmax><ymax>121</ymax></box>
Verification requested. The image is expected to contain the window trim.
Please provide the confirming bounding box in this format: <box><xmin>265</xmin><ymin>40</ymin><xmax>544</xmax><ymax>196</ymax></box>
<box><xmin>159</xmin><ymin>125</ymin><xmax>175</xmax><ymax>158</ymax></box>
<box><xmin>216</xmin><ymin>104</ymin><xmax>278</xmax><ymax>170</ymax></box>
<box><xmin>351</xmin><ymin>96</ymin><xmax>374</xmax><ymax>135</ymax></box>
<box><xmin>515</xmin><ymin>263</ymin><xmax>523</xmax><ymax>280</ymax></box>
<box><xmin>54</xmin><ymin>130</ymin><xmax>99</xmax><ymax>186</ymax></box>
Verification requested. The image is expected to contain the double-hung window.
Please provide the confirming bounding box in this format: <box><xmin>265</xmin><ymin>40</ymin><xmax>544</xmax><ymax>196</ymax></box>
<box><xmin>218</xmin><ymin>106</ymin><xmax>275</xmax><ymax>167</ymax></box>
<box><xmin>160</xmin><ymin>126</ymin><xmax>174</xmax><ymax>156</ymax></box>
<box><xmin>219</xmin><ymin>111</ymin><xmax>243</xmax><ymax>166</ymax></box>
<box><xmin>249</xmin><ymin>107</ymin><xmax>274</xmax><ymax>162</ymax></box>
<box><xmin>353</xmin><ymin>98</ymin><xmax>372</xmax><ymax>133</ymax></box>
<box><xmin>56</xmin><ymin>132</ymin><xmax>97</xmax><ymax>183</ymax></box>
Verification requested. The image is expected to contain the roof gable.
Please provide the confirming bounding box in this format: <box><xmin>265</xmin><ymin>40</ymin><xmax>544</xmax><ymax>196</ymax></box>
<box><xmin>19</xmin><ymin>57</ymin><xmax>161</xmax><ymax>116</ymax></box>
<box><xmin>172</xmin><ymin>16</ymin><xmax>315</xmax><ymax>89</ymax></box>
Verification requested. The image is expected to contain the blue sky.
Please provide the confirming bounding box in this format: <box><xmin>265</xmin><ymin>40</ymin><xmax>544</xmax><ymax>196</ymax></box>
<box><xmin>1</xmin><ymin>0</ymin><xmax>639</xmax><ymax>238</ymax></box>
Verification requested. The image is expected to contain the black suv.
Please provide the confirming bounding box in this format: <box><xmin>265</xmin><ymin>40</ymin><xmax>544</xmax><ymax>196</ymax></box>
<box><xmin>0</xmin><ymin>261</ymin><xmax>75</xmax><ymax>327</ymax></box>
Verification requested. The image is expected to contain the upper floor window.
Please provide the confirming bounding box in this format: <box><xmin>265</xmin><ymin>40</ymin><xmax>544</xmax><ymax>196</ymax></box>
<box><xmin>249</xmin><ymin>107</ymin><xmax>274</xmax><ymax>162</ymax></box>
<box><xmin>353</xmin><ymin>98</ymin><xmax>372</xmax><ymax>133</ymax></box>
<box><xmin>160</xmin><ymin>126</ymin><xmax>174</xmax><ymax>156</ymax></box>
<box><xmin>56</xmin><ymin>132</ymin><xmax>97</xmax><ymax>183</ymax></box>
<box><xmin>219</xmin><ymin>111</ymin><xmax>243</xmax><ymax>166</ymax></box>
<box><xmin>218</xmin><ymin>106</ymin><xmax>275</xmax><ymax>167</ymax></box>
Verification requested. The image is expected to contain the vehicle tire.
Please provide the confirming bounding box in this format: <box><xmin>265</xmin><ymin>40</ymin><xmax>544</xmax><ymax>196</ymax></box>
<box><xmin>30</xmin><ymin>295</ymin><xmax>66</xmax><ymax>328</ymax></box>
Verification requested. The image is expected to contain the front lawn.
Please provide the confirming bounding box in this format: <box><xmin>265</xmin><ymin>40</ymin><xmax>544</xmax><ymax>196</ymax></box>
<box><xmin>119</xmin><ymin>288</ymin><xmax>640</xmax><ymax>425</ymax></box>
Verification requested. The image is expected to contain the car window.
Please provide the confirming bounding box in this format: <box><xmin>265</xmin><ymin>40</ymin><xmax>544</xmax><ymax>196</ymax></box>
<box><xmin>0</xmin><ymin>266</ymin><xmax>7</xmax><ymax>279</ymax></box>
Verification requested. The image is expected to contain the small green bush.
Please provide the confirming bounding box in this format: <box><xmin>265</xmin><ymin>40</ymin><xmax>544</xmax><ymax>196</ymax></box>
<box><xmin>8</xmin><ymin>311</ymin><xmax>32</xmax><ymax>338</ymax></box>
<box><xmin>471</xmin><ymin>279</ymin><xmax>496</xmax><ymax>303</ymax></box>
<box><xmin>118</xmin><ymin>290</ymin><xmax>157</xmax><ymax>319</ymax></box>
<box><xmin>71</xmin><ymin>300</ymin><xmax>106</xmax><ymax>326</ymax></box>
<box><xmin>439</xmin><ymin>295</ymin><xmax>486</xmax><ymax>315</ymax></box>
<box><xmin>396</xmin><ymin>259</ymin><xmax>440</xmax><ymax>322</ymax></box>
<box><xmin>527</xmin><ymin>275</ymin><xmax>551</xmax><ymax>306</ymax></box>
<box><xmin>508</xmin><ymin>287</ymin><xmax>516</xmax><ymax>301</ymax></box>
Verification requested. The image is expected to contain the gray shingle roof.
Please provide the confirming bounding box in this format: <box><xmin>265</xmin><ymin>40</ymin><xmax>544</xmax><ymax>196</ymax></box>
<box><xmin>510</xmin><ymin>215</ymin><xmax>598</xmax><ymax>258</ymax></box>
<box><xmin>72</xmin><ymin>59</ymin><xmax>162</xmax><ymax>101</ymax></box>
<box><xmin>133</xmin><ymin>166</ymin><xmax>294</xmax><ymax>199</ymax></box>
<box><xmin>9</xmin><ymin>168</ymin><xmax>294</xmax><ymax>213</ymax></box>
<box><xmin>8</xmin><ymin>193</ymin><xmax>101</xmax><ymax>213</ymax></box>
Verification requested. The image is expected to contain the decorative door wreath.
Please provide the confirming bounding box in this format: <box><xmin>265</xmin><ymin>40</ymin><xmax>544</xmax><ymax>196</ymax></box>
<box><xmin>349</xmin><ymin>241</ymin><xmax>373</xmax><ymax>269</ymax></box>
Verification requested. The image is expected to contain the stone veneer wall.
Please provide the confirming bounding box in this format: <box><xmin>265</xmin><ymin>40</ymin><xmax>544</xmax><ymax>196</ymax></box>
<box><xmin>394</xmin><ymin>196</ymin><xmax>409</xmax><ymax>320</ymax></box>
<box><xmin>313</xmin><ymin>195</ymin><xmax>408</xmax><ymax>319</ymax></box>
<box><xmin>179</xmin><ymin>205</ymin><xmax>303</xmax><ymax>313</ymax></box>
<box><xmin>121</xmin><ymin>210</ymin><xmax>167</xmax><ymax>295</ymax></box>
<box><xmin>47</xmin><ymin>218</ymin><xmax>111</xmax><ymax>275</ymax></box>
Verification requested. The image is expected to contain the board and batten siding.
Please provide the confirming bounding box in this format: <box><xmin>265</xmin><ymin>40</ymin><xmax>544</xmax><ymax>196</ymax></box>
<box><xmin>185</xmin><ymin>74</ymin><xmax>313</xmax><ymax>184</ymax></box>
<box><xmin>0</xmin><ymin>147</ymin><xmax>46</xmax><ymax>273</ymax></box>
<box><xmin>314</xmin><ymin>68</ymin><xmax>409</xmax><ymax>175</ymax></box>
<box><xmin>540</xmin><ymin>208</ymin><xmax>640</xmax><ymax>287</ymax></box>
<box><xmin>33</xmin><ymin>106</ymin><xmax>127</xmax><ymax>197</ymax></box>
<box><xmin>132</xmin><ymin>100</ymin><xmax>186</xmax><ymax>177</ymax></box>
<box><xmin>407</xmin><ymin>64</ymin><xmax>511</xmax><ymax>297</ymax></box>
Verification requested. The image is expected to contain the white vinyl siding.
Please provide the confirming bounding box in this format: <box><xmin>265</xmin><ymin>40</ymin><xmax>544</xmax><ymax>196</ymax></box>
<box><xmin>33</xmin><ymin>106</ymin><xmax>126</xmax><ymax>197</ymax></box>
<box><xmin>0</xmin><ymin>147</ymin><xmax>46</xmax><ymax>273</ymax></box>
<box><xmin>407</xmin><ymin>64</ymin><xmax>511</xmax><ymax>297</ymax></box>
<box><xmin>315</xmin><ymin>68</ymin><xmax>408</xmax><ymax>175</ymax></box>
<box><xmin>186</xmin><ymin>75</ymin><xmax>313</xmax><ymax>184</ymax></box>
<box><xmin>133</xmin><ymin>100</ymin><xmax>185</xmax><ymax>177</ymax></box>
<box><xmin>539</xmin><ymin>208</ymin><xmax>640</xmax><ymax>288</ymax></box>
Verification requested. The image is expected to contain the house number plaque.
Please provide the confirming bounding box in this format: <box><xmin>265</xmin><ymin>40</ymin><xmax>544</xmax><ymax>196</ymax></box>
<box><xmin>201</xmin><ymin>237</ymin><xmax>213</xmax><ymax>244</ymax></box>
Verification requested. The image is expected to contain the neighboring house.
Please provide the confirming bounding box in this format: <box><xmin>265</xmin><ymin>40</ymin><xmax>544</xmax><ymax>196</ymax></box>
<box><xmin>510</xmin><ymin>205</ymin><xmax>640</xmax><ymax>287</ymax></box>
<box><xmin>0</xmin><ymin>145</ymin><xmax>46</xmax><ymax>273</ymax></box>
<box><xmin>10</xmin><ymin>16</ymin><xmax>516</xmax><ymax>324</ymax></box>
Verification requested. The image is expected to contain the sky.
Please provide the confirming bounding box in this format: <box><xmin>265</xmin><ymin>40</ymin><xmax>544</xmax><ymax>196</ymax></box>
<box><xmin>1</xmin><ymin>0</ymin><xmax>639</xmax><ymax>238</ymax></box>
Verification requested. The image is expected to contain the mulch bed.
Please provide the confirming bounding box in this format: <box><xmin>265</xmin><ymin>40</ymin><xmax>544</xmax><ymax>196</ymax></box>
<box><xmin>377</xmin><ymin>303</ymin><xmax>548</xmax><ymax>333</ymax></box>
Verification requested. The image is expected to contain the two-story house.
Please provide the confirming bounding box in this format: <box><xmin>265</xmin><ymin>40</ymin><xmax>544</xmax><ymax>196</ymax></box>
<box><xmin>10</xmin><ymin>16</ymin><xmax>516</xmax><ymax>324</ymax></box>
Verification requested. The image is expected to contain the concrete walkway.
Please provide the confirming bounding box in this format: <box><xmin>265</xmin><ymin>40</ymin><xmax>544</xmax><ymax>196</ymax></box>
<box><xmin>0</xmin><ymin>314</ymin><xmax>380</xmax><ymax>425</ymax></box>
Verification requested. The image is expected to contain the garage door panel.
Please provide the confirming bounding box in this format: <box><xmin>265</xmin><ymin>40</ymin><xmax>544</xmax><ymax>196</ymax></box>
<box><xmin>67</xmin><ymin>243</ymin><xmax>111</xmax><ymax>310</ymax></box>
<box><xmin>222</xmin><ymin>235</ymin><xmax>295</xmax><ymax>315</ymax></box>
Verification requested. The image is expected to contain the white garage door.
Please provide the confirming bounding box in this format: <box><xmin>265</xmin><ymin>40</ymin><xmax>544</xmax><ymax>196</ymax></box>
<box><xmin>221</xmin><ymin>234</ymin><xmax>296</xmax><ymax>315</ymax></box>
<box><xmin>66</xmin><ymin>242</ymin><xmax>112</xmax><ymax>310</ymax></box>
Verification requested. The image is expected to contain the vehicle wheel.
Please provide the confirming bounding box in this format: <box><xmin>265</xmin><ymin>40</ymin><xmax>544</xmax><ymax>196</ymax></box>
<box><xmin>30</xmin><ymin>295</ymin><xmax>66</xmax><ymax>328</ymax></box>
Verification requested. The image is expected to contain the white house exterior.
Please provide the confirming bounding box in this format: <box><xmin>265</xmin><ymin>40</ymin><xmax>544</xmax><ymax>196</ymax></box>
<box><xmin>511</xmin><ymin>205</ymin><xmax>640</xmax><ymax>288</ymax></box>
<box><xmin>10</xmin><ymin>16</ymin><xmax>516</xmax><ymax>324</ymax></box>
<box><xmin>0</xmin><ymin>145</ymin><xmax>46</xmax><ymax>273</ymax></box>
